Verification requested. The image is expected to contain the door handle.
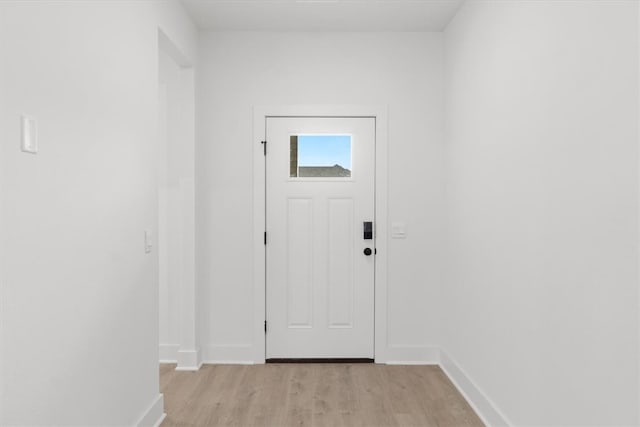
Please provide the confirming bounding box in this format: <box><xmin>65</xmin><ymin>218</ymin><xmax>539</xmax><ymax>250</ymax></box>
<box><xmin>364</xmin><ymin>248</ymin><xmax>373</xmax><ymax>256</ymax></box>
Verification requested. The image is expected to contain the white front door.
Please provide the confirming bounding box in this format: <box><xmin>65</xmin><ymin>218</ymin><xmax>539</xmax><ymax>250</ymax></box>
<box><xmin>265</xmin><ymin>117</ymin><xmax>375</xmax><ymax>359</ymax></box>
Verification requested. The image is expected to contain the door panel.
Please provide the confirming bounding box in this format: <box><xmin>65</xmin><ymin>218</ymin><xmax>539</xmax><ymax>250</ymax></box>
<box><xmin>327</xmin><ymin>198</ymin><xmax>354</xmax><ymax>329</ymax></box>
<box><xmin>266</xmin><ymin>117</ymin><xmax>375</xmax><ymax>359</ymax></box>
<box><xmin>287</xmin><ymin>197</ymin><xmax>313</xmax><ymax>328</ymax></box>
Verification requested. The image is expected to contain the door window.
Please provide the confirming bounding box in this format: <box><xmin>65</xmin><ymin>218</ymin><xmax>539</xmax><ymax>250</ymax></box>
<box><xmin>290</xmin><ymin>135</ymin><xmax>352</xmax><ymax>178</ymax></box>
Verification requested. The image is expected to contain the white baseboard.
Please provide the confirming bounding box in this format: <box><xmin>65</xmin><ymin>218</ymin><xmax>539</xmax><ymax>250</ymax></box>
<box><xmin>439</xmin><ymin>350</ymin><xmax>511</xmax><ymax>427</ymax></box>
<box><xmin>136</xmin><ymin>394</ymin><xmax>165</xmax><ymax>427</ymax></box>
<box><xmin>384</xmin><ymin>345</ymin><xmax>440</xmax><ymax>365</ymax></box>
<box><xmin>176</xmin><ymin>348</ymin><xmax>202</xmax><ymax>371</ymax></box>
<box><xmin>202</xmin><ymin>344</ymin><xmax>255</xmax><ymax>364</ymax></box>
<box><xmin>159</xmin><ymin>344</ymin><xmax>179</xmax><ymax>363</ymax></box>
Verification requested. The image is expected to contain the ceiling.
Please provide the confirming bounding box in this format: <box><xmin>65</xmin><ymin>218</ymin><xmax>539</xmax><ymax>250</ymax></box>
<box><xmin>180</xmin><ymin>0</ymin><xmax>465</xmax><ymax>32</ymax></box>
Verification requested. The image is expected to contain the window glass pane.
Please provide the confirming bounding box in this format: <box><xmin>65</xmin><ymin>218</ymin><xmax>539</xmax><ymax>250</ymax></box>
<box><xmin>290</xmin><ymin>135</ymin><xmax>352</xmax><ymax>178</ymax></box>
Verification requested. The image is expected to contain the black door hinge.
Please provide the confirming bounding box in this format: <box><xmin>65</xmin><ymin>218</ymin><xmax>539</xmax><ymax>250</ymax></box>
<box><xmin>264</xmin><ymin>320</ymin><xmax>267</xmax><ymax>333</ymax></box>
<box><xmin>261</xmin><ymin>140</ymin><xmax>267</xmax><ymax>155</ymax></box>
<box><xmin>264</xmin><ymin>231</ymin><xmax>267</xmax><ymax>245</ymax></box>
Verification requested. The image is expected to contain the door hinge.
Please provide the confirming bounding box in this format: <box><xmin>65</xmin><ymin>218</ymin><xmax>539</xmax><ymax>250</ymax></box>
<box><xmin>261</xmin><ymin>140</ymin><xmax>267</xmax><ymax>156</ymax></box>
<box><xmin>264</xmin><ymin>320</ymin><xmax>267</xmax><ymax>333</ymax></box>
<box><xmin>264</xmin><ymin>231</ymin><xmax>267</xmax><ymax>245</ymax></box>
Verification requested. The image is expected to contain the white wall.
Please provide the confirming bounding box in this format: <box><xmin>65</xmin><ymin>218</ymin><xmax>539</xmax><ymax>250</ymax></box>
<box><xmin>443</xmin><ymin>1</ymin><xmax>639</xmax><ymax>425</ymax></box>
<box><xmin>0</xmin><ymin>1</ymin><xmax>196</xmax><ymax>424</ymax></box>
<box><xmin>197</xmin><ymin>32</ymin><xmax>444</xmax><ymax>362</ymax></box>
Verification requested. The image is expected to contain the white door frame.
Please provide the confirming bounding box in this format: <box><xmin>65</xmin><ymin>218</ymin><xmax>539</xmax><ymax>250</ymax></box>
<box><xmin>252</xmin><ymin>105</ymin><xmax>389</xmax><ymax>364</ymax></box>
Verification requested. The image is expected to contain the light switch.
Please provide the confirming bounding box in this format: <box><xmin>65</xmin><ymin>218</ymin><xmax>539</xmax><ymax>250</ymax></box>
<box><xmin>145</xmin><ymin>230</ymin><xmax>153</xmax><ymax>253</ymax></box>
<box><xmin>391</xmin><ymin>222</ymin><xmax>406</xmax><ymax>239</ymax></box>
<box><xmin>21</xmin><ymin>115</ymin><xmax>38</xmax><ymax>154</ymax></box>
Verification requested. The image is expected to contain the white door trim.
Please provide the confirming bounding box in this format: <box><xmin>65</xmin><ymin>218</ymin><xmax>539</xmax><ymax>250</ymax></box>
<box><xmin>252</xmin><ymin>105</ymin><xmax>389</xmax><ymax>364</ymax></box>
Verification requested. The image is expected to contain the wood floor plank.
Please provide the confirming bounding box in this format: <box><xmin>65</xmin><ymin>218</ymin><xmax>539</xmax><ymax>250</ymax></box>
<box><xmin>351</xmin><ymin>364</ymin><xmax>397</xmax><ymax>427</ymax></box>
<box><xmin>159</xmin><ymin>363</ymin><xmax>484</xmax><ymax>427</ymax></box>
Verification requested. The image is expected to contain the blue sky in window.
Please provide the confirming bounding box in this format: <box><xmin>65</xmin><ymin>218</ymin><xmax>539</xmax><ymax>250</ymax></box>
<box><xmin>297</xmin><ymin>135</ymin><xmax>352</xmax><ymax>170</ymax></box>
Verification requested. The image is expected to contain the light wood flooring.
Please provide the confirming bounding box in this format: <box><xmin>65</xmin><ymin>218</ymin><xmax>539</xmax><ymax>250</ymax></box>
<box><xmin>160</xmin><ymin>363</ymin><xmax>484</xmax><ymax>427</ymax></box>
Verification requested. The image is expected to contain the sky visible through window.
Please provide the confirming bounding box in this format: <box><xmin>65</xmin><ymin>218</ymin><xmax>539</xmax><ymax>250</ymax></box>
<box><xmin>297</xmin><ymin>135</ymin><xmax>352</xmax><ymax>170</ymax></box>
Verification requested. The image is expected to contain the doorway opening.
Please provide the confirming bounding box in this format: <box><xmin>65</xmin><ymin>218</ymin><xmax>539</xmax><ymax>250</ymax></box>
<box><xmin>157</xmin><ymin>30</ymin><xmax>199</xmax><ymax>371</ymax></box>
